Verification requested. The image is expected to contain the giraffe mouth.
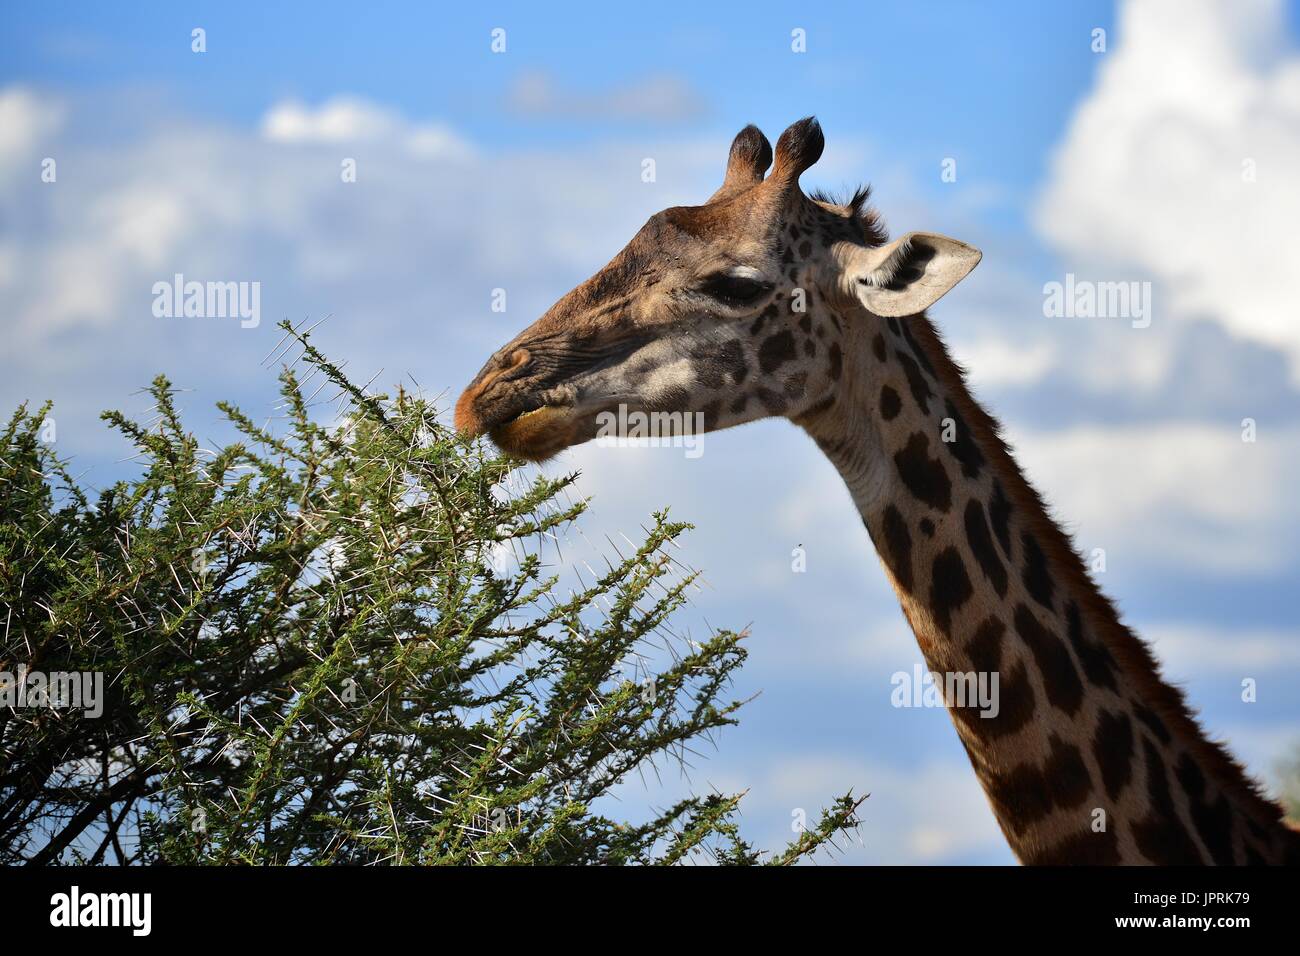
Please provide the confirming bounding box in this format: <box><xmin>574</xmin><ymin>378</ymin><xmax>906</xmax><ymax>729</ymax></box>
<box><xmin>488</xmin><ymin>401</ymin><xmax>585</xmax><ymax>461</ymax></box>
<box><xmin>488</xmin><ymin>391</ymin><xmax>644</xmax><ymax>462</ymax></box>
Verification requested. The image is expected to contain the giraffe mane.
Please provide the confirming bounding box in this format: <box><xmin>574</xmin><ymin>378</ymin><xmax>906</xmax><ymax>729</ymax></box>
<box><xmin>808</xmin><ymin>184</ymin><xmax>890</xmax><ymax>248</ymax></box>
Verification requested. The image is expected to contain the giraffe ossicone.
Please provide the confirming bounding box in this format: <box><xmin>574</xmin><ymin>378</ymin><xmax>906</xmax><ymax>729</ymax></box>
<box><xmin>456</xmin><ymin>117</ymin><xmax>1299</xmax><ymax>866</ymax></box>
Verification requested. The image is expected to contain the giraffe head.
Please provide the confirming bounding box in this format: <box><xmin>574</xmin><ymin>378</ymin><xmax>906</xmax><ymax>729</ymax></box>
<box><xmin>455</xmin><ymin>118</ymin><xmax>981</xmax><ymax>460</ymax></box>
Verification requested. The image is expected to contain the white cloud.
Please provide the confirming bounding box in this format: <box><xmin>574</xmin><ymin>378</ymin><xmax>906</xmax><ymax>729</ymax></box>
<box><xmin>1146</xmin><ymin>623</ymin><xmax>1300</xmax><ymax>674</ymax></box>
<box><xmin>0</xmin><ymin>87</ymin><xmax>65</xmax><ymax>183</ymax></box>
<box><xmin>0</xmin><ymin>88</ymin><xmax>722</xmax><ymax>364</ymax></box>
<box><xmin>956</xmin><ymin>335</ymin><xmax>1058</xmax><ymax>388</ymax></box>
<box><xmin>1007</xmin><ymin>421</ymin><xmax>1299</xmax><ymax>573</ymax></box>
<box><xmin>1035</xmin><ymin>0</ymin><xmax>1300</xmax><ymax>382</ymax></box>
<box><xmin>746</xmin><ymin>753</ymin><xmax>1009</xmax><ymax>864</ymax></box>
<box><xmin>261</xmin><ymin>96</ymin><xmax>474</xmax><ymax>160</ymax></box>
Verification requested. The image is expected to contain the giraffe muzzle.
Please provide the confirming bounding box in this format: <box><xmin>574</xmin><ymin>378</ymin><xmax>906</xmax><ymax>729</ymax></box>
<box><xmin>456</xmin><ymin>326</ymin><xmax>657</xmax><ymax>459</ymax></box>
<box><xmin>454</xmin><ymin>348</ymin><xmax>564</xmax><ymax>438</ymax></box>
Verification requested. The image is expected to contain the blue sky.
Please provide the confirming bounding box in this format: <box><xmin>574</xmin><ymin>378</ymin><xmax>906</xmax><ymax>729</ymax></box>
<box><xmin>3</xmin><ymin>0</ymin><xmax>1299</xmax><ymax>864</ymax></box>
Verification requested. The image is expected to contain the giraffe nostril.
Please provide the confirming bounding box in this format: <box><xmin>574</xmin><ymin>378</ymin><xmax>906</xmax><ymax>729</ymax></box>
<box><xmin>502</xmin><ymin>348</ymin><xmax>531</xmax><ymax>377</ymax></box>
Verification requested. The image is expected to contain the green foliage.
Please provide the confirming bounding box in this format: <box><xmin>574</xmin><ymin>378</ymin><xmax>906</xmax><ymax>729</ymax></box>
<box><xmin>0</xmin><ymin>322</ymin><xmax>861</xmax><ymax>865</ymax></box>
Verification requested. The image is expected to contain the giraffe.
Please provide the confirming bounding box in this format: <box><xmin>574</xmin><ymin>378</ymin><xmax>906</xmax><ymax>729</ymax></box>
<box><xmin>455</xmin><ymin>118</ymin><xmax>1299</xmax><ymax>865</ymax></box>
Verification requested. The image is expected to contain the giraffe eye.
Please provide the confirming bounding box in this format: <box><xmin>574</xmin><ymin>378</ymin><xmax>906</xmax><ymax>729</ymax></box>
<box><xmin>698</xmin><ymin>272</ymin><xmax>773</xmax><ymax>307</ymax></box>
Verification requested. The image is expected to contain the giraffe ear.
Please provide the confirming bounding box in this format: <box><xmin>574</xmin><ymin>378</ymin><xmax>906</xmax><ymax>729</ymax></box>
<box><xmin>850</xmin><ymin>232</ymin><xmax>982</xmax><ymax>317</ymax></box>
<box><xmin>709</xmin><ymin>125</ymin><xmax>773</xmax><ymax>202</ymax></box>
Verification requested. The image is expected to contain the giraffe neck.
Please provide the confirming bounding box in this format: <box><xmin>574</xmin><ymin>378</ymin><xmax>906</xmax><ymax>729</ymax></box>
<box><xmin>796</xmin><ymin>308</ymin><xmax>1296</xmax><ymax>865</ymax></box>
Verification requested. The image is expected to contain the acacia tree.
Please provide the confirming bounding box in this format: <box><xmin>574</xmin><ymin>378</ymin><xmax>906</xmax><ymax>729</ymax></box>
<box><xmin>0</xmin><ymin>322</ymin><xmax>860</xmax><ymax>865</ymax></box>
